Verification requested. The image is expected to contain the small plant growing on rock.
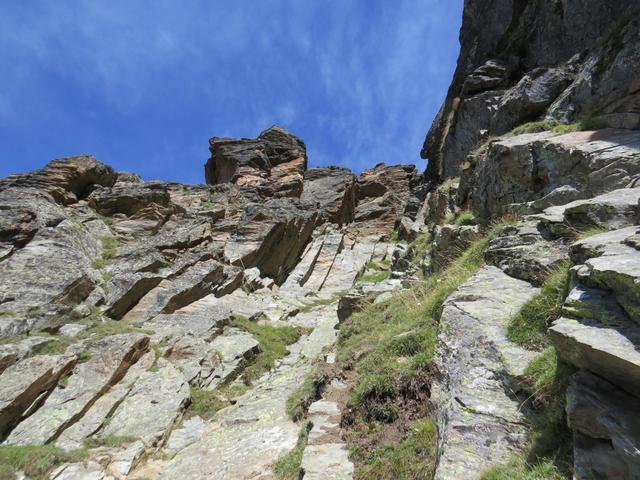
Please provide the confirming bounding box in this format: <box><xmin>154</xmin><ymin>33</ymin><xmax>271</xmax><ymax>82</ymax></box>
<box><xmin>0</xmin><ymin>445</ymin><xmax>87</xmax><ymax>480</ymax></box>
<box><xmin>273</xmin><ymin>422</ymin><xmax>311</xmax><ymax>479</ymax></box>
<box><xmin>507</xmin><ymin>262</ymin><xmax>570</xmax><ymax>350</ymax></box>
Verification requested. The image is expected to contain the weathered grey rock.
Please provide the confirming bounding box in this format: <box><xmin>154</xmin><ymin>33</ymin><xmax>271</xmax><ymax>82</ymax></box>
<box><xmin>570</xmin><ymin>227</ymin><xmax>640</xmax><ymax>322</ymax></box>
<box><xmin>223</xmin><ymin>198</ymin><xmax>319</xmax><ymax>283</ymax></box>
<box><xmin>301</xmin><ymin>443</ymin><xmax>353</xmax><ymax>480</ymax></box>
<box><xmin>204</xmin><ymin>327</ymin><xmax>260</xmax><ymax>389</ymax></box>
<box><xmin>467</xmin><ymin>130</ymin><xmax>640</xmax><ymax>219</ymax></box>
<box><xmin>5</xmin><ymin>334</ymin><xmax>148</xmax><ymax>445</ymax></box>
<box><xmin>350</xmin><ymin>164</ymin><xmax>417</xmax><ymax>235</ymax></box>
<box><xmin>151</xmin><ymin>307</ymin><xmax>340</xmax><ymax>479</ymax></box>
<box><xmin>122</xmin><ymin>260</ymin><xmax>225</xmax><ymax>323</ymax></box>
<box><xmin>567</xmin><ymin>371</ymin><xmax>640</xmax><ymax>480</ymax></box>
<box><xmin>432</xmin><ymin>224</ymin><xmax>479</xmax><ymax>272</ymax></box>
<box><xmin>0</xmin><ymin>155</ymin><xmax>116</xmax><ymax>205</ymax></box>
<box><xmin>301</xmin><ymin>167</ymin><xmax>357</xmax><ymax>225</ymax></box>
<box><xmin>538</xmin><ymin>187</ymin><xmax>640</xmax><ymax>236</ymax></box>
<box><xmin>100</xmin><ymin>360</ymin><xmax>190</xmax><ymax>447</ymax></box>
<box><xmin>0</xmin><ymin>218</ymin><xmax>101</xmax><ymax>336</ymax></box>
<box><xmin>87</xmin><ymin>182</ymin><xmax>172</xmax><ymax>217</ymax></box>
<box><xmin>301</xmin><ymin>399</ymin><xmax>354</xmax><ymax>480</ymax></box>
<box><xmin>550</xmin><ymin>317</ymin><xmax>640</xmax><ymax>398</ymax></box>
<box><xmin>163</xmin><ymin>416</ymin><xmax>208</xmax><ymax>456</ymax></box>
<box><xmin>55</xmin><ymin>351</ymin><xmax>155</xmax><ymax>451</ymax></box>
<box><xmin>485</xmin><ymin>220</ymin><xmax>568</xmax><ymax>284</ymax></box>
<box><xmin>0</xmin><ymin>354</ymin><xmax>76</xmax><ymax>438</ymax></box>
<box><xmin>0</xmin><ymin>336</ymin><xmax>54</xmax><ymax>374</ymax></box>
<box><xmin>422</xmin><ymin>0</ymin><xmax>640</xmax><ymax>181</ymax></box>
<box><xmin>431</xmin><ymin>266</ymin><xmax>539</xmax><ymax>480</ymax></box>
<box><xmin>50</xmin><ymin>460</ymin><xmax>114</xmax><ymax>480</ymax></box>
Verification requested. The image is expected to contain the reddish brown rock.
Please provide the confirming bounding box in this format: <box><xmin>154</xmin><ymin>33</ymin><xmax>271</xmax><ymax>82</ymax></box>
<box><xmin>301</xmin><ymin>167</ymin><xmax>357</xmax><ymax>225</ymax></box>
<box><xmin>205</xmin><ymin>126</ymin><xmax>307</xmax><ymax>199</ymax></box>
<box><xmin>350</xmin><ymin>163</ymin><xmax>418</xmax><ymax>235</ymax></box>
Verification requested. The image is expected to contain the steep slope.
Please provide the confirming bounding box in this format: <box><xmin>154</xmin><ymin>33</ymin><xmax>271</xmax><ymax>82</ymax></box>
<box><xmin>393</xmin><ymin>2</ymin><xmax>640</xmax><ymax>479</ymax></box>
<box><xmin>0</xmin><ymin>127</ymin><xmax>417</xmax><ymax>479</ymax></box>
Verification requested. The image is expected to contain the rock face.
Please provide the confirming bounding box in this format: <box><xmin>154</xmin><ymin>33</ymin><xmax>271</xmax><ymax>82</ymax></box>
<box><xmin>410</xmin><ymin>2</ymin><xmax>640</xmax><ymax>479</ymax></box>
<box><xmin>205</xmin><ymin>126</ymin><xmax>307</xmax><ymax>198</ymax></box>
<box><xmin>1</xmin><ymin>2</ymin><xmax>640</xmax><ymax>477</ymax></box>
<box><xmin>0</xmin><ymin>126</ymin><xmax>416</xmax><ymax>479</ymax></box>
<box><xmin>422</xmin><ymin>0</ymin><xmax>640</xmax><ymax>181</ymax></box>
<box><xmin>351</xmin><ymin>163</ymin><xmax>418</xmax><ymax>235</ymax></box>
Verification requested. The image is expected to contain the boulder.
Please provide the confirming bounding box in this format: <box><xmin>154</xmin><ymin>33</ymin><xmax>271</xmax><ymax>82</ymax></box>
<box><xmin>0</xmin><ymin>156</ymin><xmax>116</xmax><ymax>205</ymax></box>
<box><xmin>485</xmin><ymin>220</ymin><xmax>568</xmax><ymax>284</ymax></box>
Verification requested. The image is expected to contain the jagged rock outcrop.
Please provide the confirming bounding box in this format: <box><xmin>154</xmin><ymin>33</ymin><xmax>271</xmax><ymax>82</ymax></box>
<box><xmin>205</xmin><ymin>126</ymin><xmax>307</xmax><ymax>198</ymax></box>
<box><xmin>0</xmin><ymin>125</ymin><xmax>416</xmax><ymax>479</ymax></box>
<box><xmin>422</xmin><ymin>0</ymin><xmax>640</xmax><ymax>181</ymax></box>
<box><xmin>350</xmin><ymin>163</ymin><xmax>418</xmax><ymax>235</ymax></box>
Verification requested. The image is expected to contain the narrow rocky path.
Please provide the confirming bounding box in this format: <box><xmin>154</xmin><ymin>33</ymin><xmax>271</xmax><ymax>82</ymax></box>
<box><xmin>138</xmin><ymin>306</ymin><xmax>339</xmax><ymax>479</ymax></box>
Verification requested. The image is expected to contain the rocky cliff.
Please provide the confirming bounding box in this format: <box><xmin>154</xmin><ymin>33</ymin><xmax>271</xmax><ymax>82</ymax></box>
<box><xmin>399</xmin><ymin>1</ymin><xmax>640</xmax><ymax>478</ymax></box>
<box><xmin>0</xmin><ymin>126</ymin><xmax>420</xmax><ymax>479</ymax></box>
<box><xmin>0</xmin><ymin>2</ymin><xmax>639</xmax><ymax>480</ymax></box>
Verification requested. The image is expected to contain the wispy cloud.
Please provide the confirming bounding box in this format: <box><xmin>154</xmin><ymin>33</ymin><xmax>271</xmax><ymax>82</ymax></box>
<box><xmin>0</xmin><ymin>0</ymin><xmax>462</xmax><ymax>181</ymax></box>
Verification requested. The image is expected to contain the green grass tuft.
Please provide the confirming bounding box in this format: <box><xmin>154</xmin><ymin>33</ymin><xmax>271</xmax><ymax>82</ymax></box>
<box><xmin>231</xmin><ymin>317</ymin><xmax>306</xmax><ymax>383</ymax></box>
<box><xmin>0</xmin><ymin>445</ymin><xmax>88</xmax><ymax>480</ymax></box>
<box><xmin>480</xmin><ymin>459</ymin><xmax>565</xmax><ymax>480</ymax></box>
<box><xmin>507</xmin><ymin>262</ymin><xmax>570</xmax><ymax>350</ymax></box>
<box><xmin>286</xmin><ymin>369</ymin><xmax>324</xmax><ymax>421</ymax></box>
<box><xmin>407</xmin><ymin>232</ymin><xmax>432</xmax><ymax>263</ymax></box>
<box><xmin>453</xmin><ymin>210</ymin><xmax>476</xmax><ymax>226</ymax></box>
<box><xmin>360</xmin><ymin>270</ymin><xmax>391</xmax><ymax>284</ymax></box>
<box><xmin>189</xmin><ymin>387</ymin><xmax>229</xmax><ymax>420</ymax></box>
<box><xmin>92</xmin><ymin>235</ymin><xmax>119</xmax><ymax>269</ymax></box>
<box><xmin>352</xmin><ymin>418</ymin><xmax>437</xmax><ymax>480</ymax></box>
<box><xmin>273</xmin><ymin>422</ymin><xmax>311</xmax><ymax>479</ymax></box>
<box><xmin>83</xmin><ymin>435</ymin><xmax>137</xmax><ymax>449</ymax></box>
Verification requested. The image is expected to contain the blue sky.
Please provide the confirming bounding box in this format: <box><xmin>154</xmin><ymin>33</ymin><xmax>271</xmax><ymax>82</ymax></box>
<box><xmin>0</xmin><ymin>1</ymin><xmax>463</xmax><ymax>184</ymax></box>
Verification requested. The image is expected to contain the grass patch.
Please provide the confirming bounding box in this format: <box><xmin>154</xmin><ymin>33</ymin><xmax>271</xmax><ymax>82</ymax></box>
<box><xmin>351</xmin><ymin>418</ymin><xmax>437</xmax><ymax>480</ymax></box>
<box><xmin>436</xmin><ymin>176</ymin><xmax>459</xmax><ymax>192</ymax></box>
<box><xmin>31</xmin><ymin>336</ymin><xmax>74</xmax><ymax>356</ymax></box>
<box><xmin>84</xmin><ymin>435</ymin><xmax>137</xmax><ymax>448</ymax></box>
<box><xmin>273</xmin><ymin>422</ymin><xmax>311</xmax><ymax>479</ymax></box>
<box><xmin>489</xmin><ymin>348</ymin><xmax>575</xmax><ymax>478</ymax></box>
<box><xmin>77</xmin><ymin>318</ymin><xmax>154</xmax><ymax>344</ymax></box>
<box><xmin>480</xmin><ymin>459</ymin><xmax>565</xmax><ymax>480</ymax></box>
<box><xmin>187</xmin><ymin>383</ymin><xmax>249</xmax><ymax>419</ymax></box>
<box><xmin>230</xmin><ymin>317</ymin><xmax>307</xmax><ymax>383</ymax></box>
<box><xmin>0</xmin><ymin>311</ymin><xmax>16</xmax><ymax>318</ymax></box>
<box><xmin>0</xmin><ymin>445</ymin><xmax>88</xmax><ymax>480</ymax></box>
<box><xmin>339</xmin><ymin>218</ymin><xmax>517</xmax><ymax>473</ymax></box>
<box><xmin>286</xmin><ymin>368</ymin><xmax>325</xmax><ymax>420</ymax></box>
<box><xmin>507</xmin><ymin>262</ymin><xmax>570</xmax><ymax>350</ymax></box>
<box><xmin>92</xmin><ymin>235</ymin><xmax>119</xmax><ymax>269</ymax></box>
<box><xmin>189</xmin><ymin>387</ymin><xmax>229</xmax><ymax>420</ymax></box>
<box><xmin>452</xmin><ymin>210</ymin><xmax>476</xmax><ymax>226</ymax></box>
<box><xmin>360</xmin><ymin>270</ymin><xmax>390</xmax><ymax>284</ymax></box>
<box><xmin>339</xmin><ymin>229</ymin><xmax>496</xmax><ymax>424</ymax></box>
<box><xmin>407</xmin><ymin>232</ymin><xmax>432</xmax><ymax>263</ymax></box>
